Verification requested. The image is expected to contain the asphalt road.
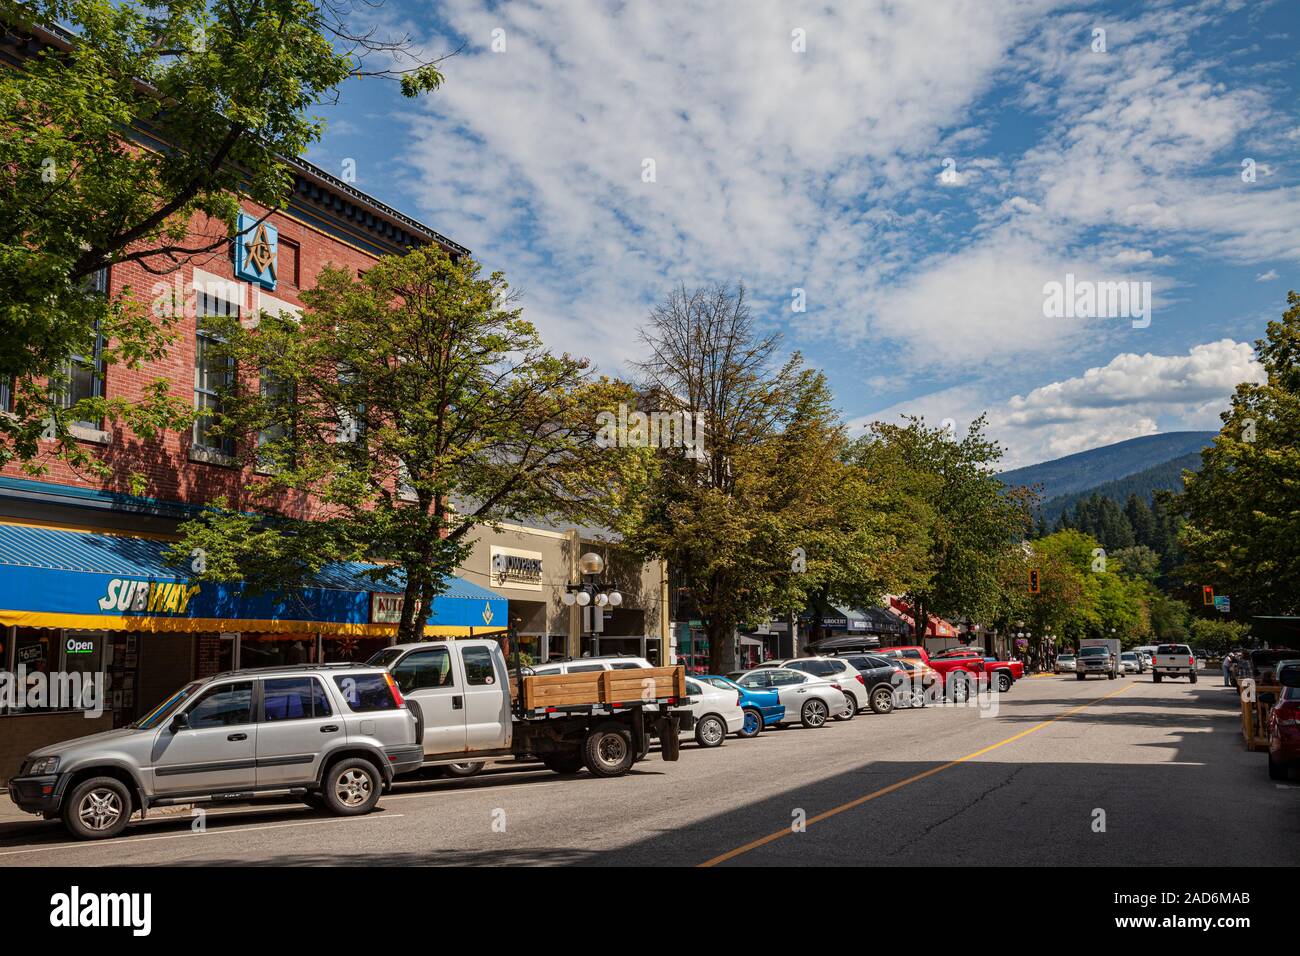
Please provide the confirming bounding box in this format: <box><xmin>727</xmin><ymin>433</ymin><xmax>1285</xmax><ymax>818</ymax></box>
<box><xmin>2</xmin><ymin>671</ymin><xmax>1296</xmax><ymax>866</ymax></box>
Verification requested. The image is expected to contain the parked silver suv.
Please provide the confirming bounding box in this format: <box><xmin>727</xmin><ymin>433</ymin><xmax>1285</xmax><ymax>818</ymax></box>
<box><xmin>7</xmin><ymin>663</ymin><xmax>423</xmax><ymax>840</ymax></box>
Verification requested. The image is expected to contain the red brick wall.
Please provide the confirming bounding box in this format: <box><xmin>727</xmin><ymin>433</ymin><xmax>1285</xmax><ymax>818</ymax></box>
<box><xmin>2</xmin><ymin>201</ymin><xmax>381</xmax><ymax>516</ymax></box>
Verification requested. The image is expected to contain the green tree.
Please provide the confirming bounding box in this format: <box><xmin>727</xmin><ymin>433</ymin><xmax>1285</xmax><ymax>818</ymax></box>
<box><xmin>1</xmin><ymin>0</ymin><xmax>448</xmax><ymax>477</ymax></box>
<box><xmin>1188</xmin><ymin>617</ymin><xmax>1251</xmax><ymax>656</ymax></box>
<box><xmin>171</xmin><ymin>248</ymin><xmax>638</xmax><ymax>642</ymax></box>
<box><xmin>872</xmin><ymin>415</ymin><xmax>1034</xmax><ymax>641</ymax></box>
<box><xmin>796</xmin><ymin>436</ymin><xmax>935</xmax><ymax>644</ymax></box>
<box><xmin>1180</xmin><ymin>292</ymin><xmax>1300</xmax><ymax>617</ymax></box>
<box><xmin>1112</xmin><ymin>545</ymin><xmax>1161</xmax><ymax>583</ymax></box>
<box><xmin>621</xmin><ymin>282</ymin><xmax>844</xmax><ymax>672</ymax></box>
<box><xmin>1124</xmin><ymin>493</ymin><xmax>1156</xmax><ymax>549</ymax></box>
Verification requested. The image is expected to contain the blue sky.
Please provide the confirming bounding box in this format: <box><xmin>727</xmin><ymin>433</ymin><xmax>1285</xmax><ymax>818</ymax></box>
<box><xmin>306</xmin><ymin>0</ymin><xmax>1298</xmax><ymax>468</ymax></box>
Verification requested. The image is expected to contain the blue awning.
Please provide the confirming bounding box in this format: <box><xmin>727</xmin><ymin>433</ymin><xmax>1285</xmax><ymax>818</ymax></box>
<box><xmin>0</xmin><ymin>523</ymin><xmax>508</xmax><ymax>636</ymax></box>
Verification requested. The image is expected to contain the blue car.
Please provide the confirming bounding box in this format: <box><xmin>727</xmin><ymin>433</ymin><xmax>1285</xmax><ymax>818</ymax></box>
<box><xmin>701</xmin><ymin>675</ymin><xmax>783</xmax><ymax>738</ymax></box>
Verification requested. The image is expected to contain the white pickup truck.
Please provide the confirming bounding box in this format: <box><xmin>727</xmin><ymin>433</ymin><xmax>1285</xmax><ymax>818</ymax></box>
<box><xmin>367</xmin><ymin>640</ymin><xmax>693</xmax><ymax>777</ymax></box>
<box><xmin>1151</xmin><ymin>643</ymin><xmax>1199</xmax><ymax>684</ymax></box>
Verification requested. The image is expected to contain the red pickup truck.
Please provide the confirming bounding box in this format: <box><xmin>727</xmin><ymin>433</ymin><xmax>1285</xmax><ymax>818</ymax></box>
<box><xmin>931</xmin><ymin>647</ymin><xmax>1024</xmax><ymax>692</ymax></box>
<box><xmin>878</xmin><ymin>647</ymin><xmax>987</xmax><ymax>697</ymax></box>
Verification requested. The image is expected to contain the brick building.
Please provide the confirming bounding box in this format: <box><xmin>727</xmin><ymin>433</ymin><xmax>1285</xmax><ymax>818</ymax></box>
<box><xmin>0</xmin><ymin>22</ymin><xmax>668</xmax><ymax>780</ymax></box>
<box><xmin>0</xmin><ymin>21</ymin><xmax>503</xmax><ymax>775</ymax></box>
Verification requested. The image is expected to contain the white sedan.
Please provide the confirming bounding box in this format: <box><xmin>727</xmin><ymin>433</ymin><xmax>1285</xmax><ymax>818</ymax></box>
<box><xmin>733</xmin><ymin>668</ymin><xmax>848</xmax><ymax>728</ymax></box>
<box><xmin>682</xmin><ymin>677</ymin><xmax>745</xmax><ymax>747</ymax></box>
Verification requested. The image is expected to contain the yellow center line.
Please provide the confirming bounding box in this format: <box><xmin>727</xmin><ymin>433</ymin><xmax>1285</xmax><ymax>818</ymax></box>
<box><xmin>698</xmin><ymin>681</ymin><xmax>1136</xmax><ymax>867</ymax></box>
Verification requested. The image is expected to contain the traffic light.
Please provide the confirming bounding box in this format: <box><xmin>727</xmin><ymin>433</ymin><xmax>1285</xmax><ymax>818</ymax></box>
<box><xmin>1202</xmin><ymin>585</ymin><xmax>1215</xmax><ymax>606</ymax></box>
<box><xmin>1028</xmin><ymin>568</ymin><xmax>1040</xmax><ymax>594</ymax></box>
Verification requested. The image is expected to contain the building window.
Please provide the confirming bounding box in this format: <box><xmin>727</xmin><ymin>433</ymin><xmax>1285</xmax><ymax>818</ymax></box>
<box><xmin>0</xmin><ymin>376</ymin><xmax>13</xmax><ymax>413</ymax></box>
<box><xmin>193</xmin><ymin>292</ymin><xmax>237</xmax><ymax>456</ymax></box>
<box><xmin>53</xmin><ymin>269</ymin><xmax>108</xmax><ymax>430</ymax></box>
<box><xmin>278</xmin><ymin>237</ymin><xmax>300</xmax><ymax>288</ymax></box>
<box><xmin>1</xmin><ymin>628</ymin><xmax>105</xmax><ymax>715</ymax></box>
<box><xmin>257</xmin><ymin>367</ymin><xmax>294</xmax><ymax>468</ymax></box>
<box><xmin>335</xmin><ymin>363</ymin><xmax>366</xmax><ymax>445</ymax></box>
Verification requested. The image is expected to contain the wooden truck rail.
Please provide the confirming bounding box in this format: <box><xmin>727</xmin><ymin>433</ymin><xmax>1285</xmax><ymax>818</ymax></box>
<box><xmin>1241</xmin><ymin>681</ymin><xmax>1280</xmax><ymax>752</ymax></box>
<box><xmin>511</xmin><ymin>665</ymin><xmax>687</xmax><ymax>715</ymax></box>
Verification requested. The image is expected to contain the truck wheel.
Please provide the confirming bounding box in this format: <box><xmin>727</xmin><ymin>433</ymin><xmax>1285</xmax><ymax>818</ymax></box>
<box><xmin>541</xmin><ymin>752</ymin><xmax>584</xmax><ymax>775</ymax></box>
<box><xmin>869</xmin><ymin>685</ymin><xmax>895</xmax><ymax>715</ymax></box>
<box><xmin>800</xmin><ymin>699</ymin><xmax>829</xmax><ymax>728</ymax></box>
<box><xmin>1190</xmin><ymin>672</ymin><xmax>1198</xmax><ymax>684</ymax></box>
<box><xmin>1108</xmin><ymin>671</ymin><xmax>1116</xmax><ymax>680</ymax></box>
<box><xmin>737</xmin><ymin>708</ymin><xmax>764</xmax><ymax>738</ymax></box>
<box><xmin>322</xmin><ymin>758</ymin><xmax>382</xmax><ymax>816</ymax></box>
<box><xmin>443</xmin><ymin>762</ymin><xmax>485</xmax><ymax>778</ymax></box>
<box><xmin>583</xmin><ymin>723</ymin><xmax>636</xmax><ymax>777</ymax></box>
<box><xmin>996</xmin><ymin>672</ymin><xmax>1012</xmax><ymax>693</ymax></box>
<box><xmin>63</xmin><ymin>776</ymin><xmax>132</xmax><ymax>840</ymax></box>
<box><xmin>1076</xmin><ymin>672</ymin><xmax>1085</xmax><ymax>680</ymax></box>
<box><xmin>695</xmin><ymin>714</ymin><xmax>726</xmax><ymax>747</ymax></box>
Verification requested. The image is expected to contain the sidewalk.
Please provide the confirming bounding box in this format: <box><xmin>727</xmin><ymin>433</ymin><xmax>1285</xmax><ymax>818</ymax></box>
<box><xmin>1</xmin><ymin>792</ymin><xmax>194</xmax><ymax>825</ymax></box>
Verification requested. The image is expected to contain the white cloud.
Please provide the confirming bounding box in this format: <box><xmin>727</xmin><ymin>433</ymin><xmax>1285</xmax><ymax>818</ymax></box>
<box><xmin>399</xmin><ymin>0</ymin><xmax>1071</xmax><ymax>370</ymax></box>
<box><xmin>371</xmin><ymin>0</ymin><xmax>1297</xmax><ymax>424</ymax></box>
<box><xmin>862</xmin><ymin>339</ymin><xmax>1263</xmax><ymax>468</ymax></box>
<box><xmin>1256</xmin><ymin>269</ymin><xmax>1280</xmax><ymax>281</ymax></box>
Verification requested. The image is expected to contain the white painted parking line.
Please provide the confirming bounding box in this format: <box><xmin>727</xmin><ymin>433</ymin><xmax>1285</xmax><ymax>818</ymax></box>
<box><xmin>0</xmin><ymin>812</ymin><xmax>405</xmax><ymax>858</ymax></box>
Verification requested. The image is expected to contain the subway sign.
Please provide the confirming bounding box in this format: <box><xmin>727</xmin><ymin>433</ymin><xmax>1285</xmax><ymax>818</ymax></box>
<box><xmin>97</xmin><ymin>579</ymin><xmax>202</xmax><ymax>615</ymax></box>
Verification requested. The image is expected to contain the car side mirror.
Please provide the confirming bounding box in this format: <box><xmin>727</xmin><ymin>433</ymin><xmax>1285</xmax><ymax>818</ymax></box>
<box><xmin>1258</xmin><ymin>692</ymin><xmax>1277</xmax><ymax>706</ymax></box>
<box><xmin>170</xmin><ymin>712</ymin><xmax>190</xmax><ymax>733</ymax></box>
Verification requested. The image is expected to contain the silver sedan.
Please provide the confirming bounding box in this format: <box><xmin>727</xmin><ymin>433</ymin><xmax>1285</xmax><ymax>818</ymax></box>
<box><xmin>733</xmin><ymin>667</ymin><xmax>848</xmax><ymax>728</ymax></box>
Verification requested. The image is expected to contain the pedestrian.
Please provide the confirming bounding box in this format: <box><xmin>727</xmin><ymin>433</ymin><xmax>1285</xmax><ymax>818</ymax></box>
<box><xmin>1222</xmin><ymin>652</ymin><xmax>1234</xmax><ymax>687</ymax></box>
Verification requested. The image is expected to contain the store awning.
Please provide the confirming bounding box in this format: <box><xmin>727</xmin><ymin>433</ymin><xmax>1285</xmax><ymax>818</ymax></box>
<box><xmin>0</xmin><ymin>523</ymin><xmax>507</xmax><ymax>637</ymax></box>
<box><xmin>887</xmin><ymin>597</ymin><xmax>958</xmax><ymax>638</ymax></box>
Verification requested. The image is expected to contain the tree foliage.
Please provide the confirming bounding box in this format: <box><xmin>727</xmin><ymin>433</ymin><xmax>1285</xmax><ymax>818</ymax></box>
<box><xmin>171</xmin><ymin>248</ymin><xmax>639</xmax><ymax>642</ymax></box>
<box><xmin>867</xmin><ymin>415</ymin><xmax>1033</xmax><ymax>639</ymax></box>
<box><xmin>621</xmin><ymin>282</ymin><xmax>850</xmax><ymax>672</ymax></box>
<box><xmin>1</xmin><ymin>0</ymin><xmax>448</xmax><ymax>476</ymax></box>
<box><xmin>1179</xmin><ymin>292</ymin><xmax>1300</xmax><ymax>617</ymax></box>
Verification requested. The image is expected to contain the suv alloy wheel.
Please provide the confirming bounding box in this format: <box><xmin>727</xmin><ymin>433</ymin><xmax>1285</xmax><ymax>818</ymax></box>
<box><xmin>322</xmin><ymin>758</ymin><xmax>382</xmax><ymax>815</ymax></box>
<box><xmin>63</xmin><ymin>776</ymin><xmax>132</xmax><ymax>840</ymax></box>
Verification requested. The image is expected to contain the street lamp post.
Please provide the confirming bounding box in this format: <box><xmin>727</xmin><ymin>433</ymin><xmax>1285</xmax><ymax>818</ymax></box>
<box><xmin>560</xmin><ymin>551</ymin><xmax>623</xmax><ymax>657</ymax></box>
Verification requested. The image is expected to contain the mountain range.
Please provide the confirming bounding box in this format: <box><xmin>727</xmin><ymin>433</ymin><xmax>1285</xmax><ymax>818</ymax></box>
<box><xmin>999</xmin><ymin>431</ymin><xmax>1216</xmax><ymax>522</ymax></box>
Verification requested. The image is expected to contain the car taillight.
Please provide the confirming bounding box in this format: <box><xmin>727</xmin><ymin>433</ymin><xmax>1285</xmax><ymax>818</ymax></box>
<box><xmin>1277</xmin><ymin>703</ymin><xmax>1300</xmax><ymax>726</ymax></box>
<box><xmin>384</xmin><ymin>672</ymin><xmax>406</xmax><ymax>707</ymax></box>
<box><xmin>1188</xmin><ymin>657</ymin><xmax>1195</xmax><ymax>666</ymax></box>
<box><xmin>830</xmin><ymin>682</ymin><xmax>842</xmax><ymax>691</ymax></box>
<box><xmin>856</xmin><ymin>674</ymin><xmax>866</xmax><ymax>685</ymax></box>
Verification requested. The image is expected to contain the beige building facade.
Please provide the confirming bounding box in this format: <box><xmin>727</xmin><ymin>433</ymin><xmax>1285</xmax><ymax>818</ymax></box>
<box><xmin>460</xmin><ymin>522</ymin><xmax>670</xmax><ymax>666</ymax></box>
